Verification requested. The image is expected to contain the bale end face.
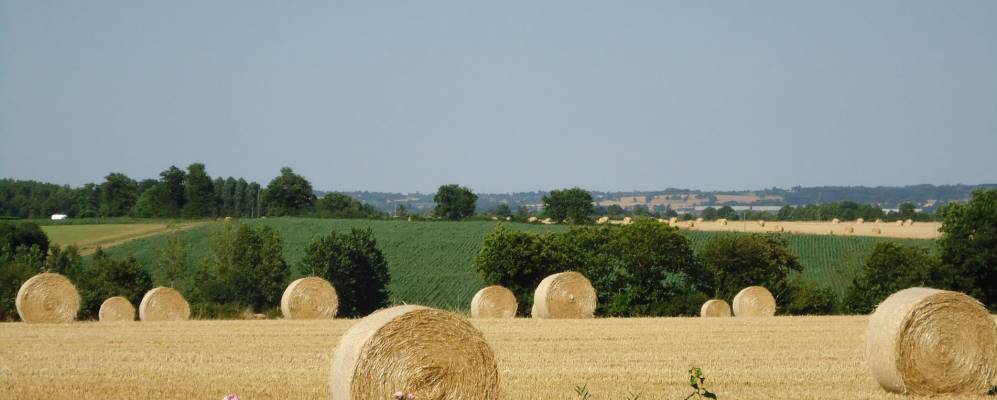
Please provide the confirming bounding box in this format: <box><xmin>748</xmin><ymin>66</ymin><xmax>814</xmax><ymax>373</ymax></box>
<box><xmin>139</xmin><ymin>287</ymin><xmax>190</xmax><ymax>322</ymax></box>
<box><xmin>471</xmin><ymin>285</ymin><xmax>518</xmax><ymax>318</ymax></box>
<box><xmin>700</xmin><ymin>299</ymin><xmax>732</xmax><ymax>317</ymax></box>
<box><xmin>99</xmin><ymin>296</ymin><xmax>136</xmax><ymax>322</ymax></box>
<box><xmin>330</xmin><ymin>305</ymin><xmax>500</xmax><ymax>400</ymax></box>
<box><xmin>531</xmin><ymin>271</ymin><xmax>597</xmax><ymax>319</ymax></box>
<box><xmin>281</xmin><ymin>276</ymin><xmax>339</xmax><ymax>320</ymax></box>
<box><xmin>732</xmin><ymin>286</ymin><xmax>776</xmax><ymax>317</ymax></box>
<box><xmin>15</xmin><ymin>272</ymin><xmax>80</xmax><ymax>324</ymax></box>
<box><xmin>866</xmin><ymin>287</ymin><xmax>997</xmax><ymax>395</ymax></box>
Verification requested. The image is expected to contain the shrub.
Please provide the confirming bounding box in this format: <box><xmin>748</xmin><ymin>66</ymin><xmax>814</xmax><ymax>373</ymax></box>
<box><xmin>0</xmin><ymin>221</ymin><xmax>48</xmax><ymax>257</ymax></box>
<box><xmin>700</xmin><ymin>234</ymin><xmax>802</xmax><ymax>306</ymax></box>
<box><xmin>77</xmin><ymin>249</ymin><xmax>153</xmax><ymax>319</ymax></box>
<box><xmin>937</xmin><ymin>189</ymin><xmax>997</xmax><ymax>309</ymax></box>
<box><xmin>843</xmin><ymin>242</ymin><xmax>941</xmax><ymax>314</ymax></box>
<box><xmin>299</xmin><ymin>228</ymin><xmax>390</xmax><ymax>317</ymax></box>
<box><xmin>783</xmin><ymin>280</ymin><xmax>838</xmax><ymax>315</ymax></box>
<box><xmin>203</xmin><ymin>223</ymin><xmax>290</xmax><ymax>312</ymax></box>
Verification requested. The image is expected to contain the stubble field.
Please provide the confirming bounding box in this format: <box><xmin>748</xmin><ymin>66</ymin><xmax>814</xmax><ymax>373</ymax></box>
<box><xmin>2</xmin><ymin>316</ymin><xmax>993</xmax><ymax>399</ymax></box>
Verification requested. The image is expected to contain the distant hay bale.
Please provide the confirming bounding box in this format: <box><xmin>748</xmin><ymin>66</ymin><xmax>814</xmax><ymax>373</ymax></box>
<box><xmin>669</xmin><ymin>217</ymin><xmax>678</xmax><ymax>225</ymax></box>
<box><xmin>758</xmin><ymin>220</ymin><xmax>766</xmax><ymax>227</ymax></box>
<box><xmin>281</xmin><ymin>276</ymin><xmax>339</xmax><ymax>320</ymax></box>
<box><xmin>776</xmin><ymin>226</ymin><xmax>785</xmax><ymax>232</ymax></box>
<box><xmin>846</xmin><ymin>227</ymin><xmax>855</xmax><ymax>234</ymax></box>
<box><xmin>622</xmin><ymin>216</ymin><xmax>633</xmax><ymax>224</ymax></box>
<box><xmin>856</xmin><ymin>218</ymin><xmax>865</xmax><ymax>224</ymax></box>
<box><xmin>865</xmin><ymin>287</ymin><xmax>997</xmax><ymax>395</ymax></box>
<box><xmin>896</xmin><ymin>220</ymin><xmax>904</xmax><ymax>226</ymax></box>
<box><xmin>139</xmin><ymin>287</ymin><xmax>190</xmax><ymax>321</ymax></box>
<box><xmin>904</xmin><ymin>219</ymin><xmax>914</xmax><ymax>226</ymax></box>
<box><xmin>527</xmin><ymin>216</ymin><xmax>538</xmax><ymax>223</ymax></box>
<box><xmin>700</xmin><ymin>299</ymin><xmax>732</xmax><ymax>317</ymax></box>
<box><xmin>330</xmin><ymin>305</ymin><xmax>499</xmax><ymax>400</ymax></box>
<box><xmin>470</xmin><ymin>285</ymin><xmax>517</xmax><ymax>318</ymax></box>
<box><xmin>596</xmin><ymin>216</ymin><xmax>609</xmax><ymax>224</ymax></box>
<box><xmin>873</xmin><ymin>227</ymin><xmax>882</xmax><ymax>235</ymax></box>
<box><xmin>831</xmin><ymin>218</ymin><xmax>840</xmax><ymax>224</ymax></box>
<box><xmin>531</xmin><ymin>271</ymin><xmax>597</xmax><ymax>319</ymax></box>
<box><xmin>99</xmin><ymin>296</ymin><xmax>135</xmax><ymax>322</ymax></box>
<box><xmin>695</xmin><ymin>217</ymin><xmax>704</xmax><ymax>223</ymax></box>
<box><xmin>718</xmin><ymin>219</ymin><xmax>728</xmax><ymax>226</ymax></box>
<box><xmin>15</xmin><ymin>272</ymin><xmax>80</xmax><ymax>324</ymax></box>
<box><xmin>732</xmin><ymin>286</ymin><xmax>776</xmax><ymax>317</ymax></box>
<box><xmin>875</xmin><ymin>219</ymin><xmax>883</xmax><ymax>224</ymax></box>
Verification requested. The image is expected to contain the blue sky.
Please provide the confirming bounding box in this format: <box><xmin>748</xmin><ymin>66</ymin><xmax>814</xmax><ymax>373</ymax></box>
<box><xmin>1</xmin><ymin>1</ymin><xmax>995</xmax><ymax>193</ymax></box>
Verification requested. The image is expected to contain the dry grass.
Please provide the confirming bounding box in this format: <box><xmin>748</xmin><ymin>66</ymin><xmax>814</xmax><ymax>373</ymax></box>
<box><xmin>3</xmin><ymin>316</ymin><xmax>996</xmax><ymax>399</ymax></box>
<box><xmin>41</xmin><ymin>222</ymin><xmax>203</xmax><ymax>255</ymax></box>
<box><xmin>675</xmin><ymin>220</ymin><xmax>942</xmax><ymax>239</ymax></box>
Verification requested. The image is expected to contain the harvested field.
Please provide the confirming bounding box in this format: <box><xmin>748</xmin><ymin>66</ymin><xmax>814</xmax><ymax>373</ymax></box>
<box><xmin>2</xmin><ymin>316</ymin><xmax>995</xmax><ymax>399</ymax></box>
<box><xmin>675</xmin><ymin>220</ymin><xmax>941</xmax><ymax>239</ymax></box>
<box><xmin>41</xmin><ymin>223</ymin><xmax>202</xmax><ymax>254</ymax></box>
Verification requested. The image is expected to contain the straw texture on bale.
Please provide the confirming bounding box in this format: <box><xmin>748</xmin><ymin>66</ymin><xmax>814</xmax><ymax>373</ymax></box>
<box><xmin>139</xmin><ymin>287</ymin><xmax>190</xmax><ymax>321</ymax></box>
<box><xmin>531</xmin><ymin>271</ymin><xmax>597</xmax><ymax>319</ymax></box>
<box><xmin>865</xmin><ymin>287</ymin><xmax>997</xmax><ymax>395</ymax></box>
<box><xmin>471</xmin><ymin>285</ymin><xmax>518</xmax><ymax>319</ymax></box>
<box><xmin>330</xmin><ymin>305</ymin><xmax>499</xmax><ymax>400</ymax></box>
<box><xmin>98</xmin><ymin>296</ymin><xmax>135</xmax><ymax>322</ymax></box>
<box><xmin>700</xmin><ymin>299</ymin><xmax>732</xmax><ymax>317</ymax></box>
<box><xmin>732</xmin><ymin>286</ymin><xmax>776</xmax><ymax>317</ymax></box>
<box><xmin>15</xmin><ymin>272</ymin><xmax>80</xmax><ymax>324</ymax></box>
<box><xmin>280</xmin><ymin>276</ymin><xmax>339</xmax><ymax>320</ymax></box>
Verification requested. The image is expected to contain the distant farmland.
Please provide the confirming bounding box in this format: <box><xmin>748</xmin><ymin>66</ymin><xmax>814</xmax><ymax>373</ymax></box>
<box><xmin>99</xmin><ymin>218</ymin><xmax>934</xmax><ymax>311</ymax></box>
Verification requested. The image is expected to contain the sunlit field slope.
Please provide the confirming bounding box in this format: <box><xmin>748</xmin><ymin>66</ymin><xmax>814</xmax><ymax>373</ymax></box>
<box><xmin>99</xmin><ymin>218</ymin><xmax>933</xmax><ymax>311</ymax></box>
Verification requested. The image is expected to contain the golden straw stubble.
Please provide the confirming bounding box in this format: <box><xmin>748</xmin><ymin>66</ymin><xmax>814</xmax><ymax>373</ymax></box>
<box><xmin>15</xmin><ymin>272</ymin><xmax>80</xmax><ymax>323</ymax></box>
<box><xmin>139</xmin><ymin>287</ymin><xmax>190</xmax><ymax>321</ymax></box>
<box><xmin>700</xmin><ymin>299</ymin><xmax>732</xmax><ymax>317</ymax></box>
<box><xmin>98</xmin><ymin>296</ymin><xmax>135</xmax><ymax>322</ymax></box>
<box><xmin>471</xmin><ymin>285</ymin><xmax>517</xmax><ymax>318</ymax></box>
<box><xmin>732</xmin><ymin>286</ymin><xmax>776</xmax><ymax>317</ymax></box>
<box><xmin>330</xmin><ymin>305</ymin><xmax>499</xmax><ymax>400</ymax></box>
<box><xmin>281</xmin><ymin>276</ymin><xmax>339</xmax><ymax>320</ymax></box>
<box><xmin>531</xmin><ymin>271</ymin><xmax>597</xmax><ymax>319</ymax></box>
<box><xmin>866</xmin><ymin>287</ymin><xmax>997</xmax><ymax>395</ymax></box>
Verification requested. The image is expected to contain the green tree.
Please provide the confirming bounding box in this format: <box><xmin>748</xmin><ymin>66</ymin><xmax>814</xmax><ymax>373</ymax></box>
<box><xmin>474</xmin><ymin>226</ymin><xmax>570</xmax><ymax>315</ymax></box>
<box><xmin>157</xmin><ymin>231</ymin><xmax>191</xmax><ymax>288</ymax></box>
<box><xmin>77</xmin><ymin>249</ymin><xmax>153</xmax><ymax>319</ymax></box>
<box><xmin>937</xmin><ymin>189</ymin><xmax>997</xmax><ymax>309</ymax></box>
<box><xmin>606</xmin><ymin>204</ymin><xmax>625</xmax><ymax>217</ymax></box>
<box><xmin>98</xmin><ymin>173</ymin><xmax>138</xmax><ymax>217</ymax></box>
<box><xmin>843</xmin><ymin>242</ymin><xmax>941</xmax><ymax>314</ymax></box>
<box><xmin>543</xmin><ymin>187</ymin><xmax>594</xmax><ymax>224</ymax></box>
<box><xmin>395</xmin><ymin>204</ymin><xmax>409</xmax><ymax>218</ymax></box>
<box><xmin>183</xmin><ymin>163</ymin><xmax>216</xmax><ymax>218</ymax></box>
<box><xmin>700</xmin><ymin>234</ymin><xmax>802</xmax><ymax>306</ymax></box>
<box><xmin>132</xmin><ymin>185</ymin><xmax>164</xmax><ymax>217</ymax></box>
<box><xmin>299</xmin><ymin>228</ymin><xmax>390</xmax><ymax>317</ymax></box>
<box><xmin>262</xmin><ymin>167</ymin><xmax>315</xmax><ymax>216</ymax></box>
<box><xmin>717</xmin><ymin>205</ymin><xmax>737</xmax><ymax>220</ymax></box>
<box><xmin>433</xmin><ymin>184</ymin><xmax>478</xmax><ymax>220</ymax></box>
<box><xmin>316</xmin><ymin>193</ymin><xmax>384</xmax><ymax>219</ymax></box>
<box><xmin>158</xmin><ymin>166</ymin><xmax>187</xmax><ymax>217</ymax></box>
<box><xmin>897</xmin><ymin>202</ymin><xmax>917</xmax><ymax>221</ymax></box>
<box><xmin>0</xmin><ymin>222</ymin><xmax>49</xmax><ymax>257</ymax></box>
<box><xmin>701</xmin><ymin>207</ymin><xmax>718</xmax><ymax>220</ymax></box>
<box><xmin>204</xmin><ymin>223</ymin><xmax>289</xmax><ymax>312</ymax></box>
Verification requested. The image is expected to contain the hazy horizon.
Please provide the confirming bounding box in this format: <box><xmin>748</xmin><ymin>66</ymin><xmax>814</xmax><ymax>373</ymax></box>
<box><xmin>2</xmin><ymin>2</ymin><xmax>995</xmax><ymax>193</ymax></box>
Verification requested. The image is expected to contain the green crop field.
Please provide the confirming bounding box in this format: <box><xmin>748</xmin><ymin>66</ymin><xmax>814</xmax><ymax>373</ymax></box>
<box><xmin>99</xmin><ymin>218</ymin><xmax>934</xmax><ymax>311</ymax></box>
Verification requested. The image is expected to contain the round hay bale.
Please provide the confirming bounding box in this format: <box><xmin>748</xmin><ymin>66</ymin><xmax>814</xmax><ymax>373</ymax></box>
<box><xmin>873</xmin><ymin>227</ymin><xmax>882</xmax><ymax>235</ymax></box>
<box><xmin>718</xmin><ymin>218</ymin><xmax>728</xmax><ymax>226</ymax></box>
<box><xmin>98</xmin><ymin>296</ymin><xmax>135</xmax><ymax>322</ymax></box>
<box><xmin>622</xmin><ymin>216</ymin><xmax>633</xmax><ymax>224</ymax></box>
<box><xmin>875</xmin><ymin>218</ymin><xmax>883</xmax><ymax>224</ymax></box>
<box><xmin>896</xmin><ymin>220</ymin><xmax>904</xmax><ymax>226</ymax></box>
<box><xmin>596</xmin><ymin>216</ymin><xmax>609</xmax><ymax>224</ymax></box>
<box><xmin>695</xmin><ymin>217</ymin><xmax>704</xmax><ymax>223</ymax></box>
<box><xmin>856</xmin><ymin>218</ymin><xmax>865</xmax><ymax>224</ymax></box>
<box><xmin>758</xmin><ymin>220</ymin><xmax>766</xmax><ymax>227</ymax></box>
<box><xmin>846</xmin><ymin>227</ymin><xmax>855</xmax><ymax>234</ymax></box>
<box><xmin>330</xmin><ymin>305</ymin><xmax>499</xmax><ymax>399</ymax></box>
<box><xmin>15</xmin><ymin>272</ymin><xmax>80</xmax><ymax>323</ymax></box>
<box><xmin>470</xmin><ymin>285</ymin><xmax>517</xmax><ymax>318</ymax></box>
<box><xmin>531</xmin><ymin>271</ymin><xmax>597</xmax><ymax>319</ymax></box>
<box><xmin>700</xmin><ymin>299</ymin><xmax>732</xmax><ymax>317</ymax></box>
<box><xmin>865</xmin><ymin>287</ymin><xmax>997</xmax><ymax>395</ymax></box>
<box><xmin>669</xmin><ymin>217</ymin><xmax>678</xmax><ymax>225</ymax></box>
<box><xmin>904</xmin><ymin>219</ymin><xmax>914</xmax><ymax>226</ymax></box>
<box><xmin>831</xmin><ymin>218</ymin><xmax>840</xmax><ymax>224</ymax></box>
<box><xmin>139</xmin><ymin>287</ymin><xmax>190</xmax><ymax>321</ymax></box>
<box><xmin>280</xmin><ymin>276</ymin><xmax>339</xmax><ymax>320</ymax></box>
<box><xmin>732</xmin><ymin>286</ymin><xmax>776</xmax><ymax>317</ymax></box>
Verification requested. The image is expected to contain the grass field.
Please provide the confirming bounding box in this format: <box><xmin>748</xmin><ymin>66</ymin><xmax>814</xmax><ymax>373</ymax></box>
<box><xmin>97</xmin><ymin>218</ymin><xmax>934</xmax><ymax>311</ymax></box>
<box><xmin>2</xmin><ymin>316</ymin><xmax>994</xmax><ymax>399</ymax></box>
<box><xmin>42</xmin><ymin>222</ymin><xmax>202</xmax><ymax>255</ymax></box>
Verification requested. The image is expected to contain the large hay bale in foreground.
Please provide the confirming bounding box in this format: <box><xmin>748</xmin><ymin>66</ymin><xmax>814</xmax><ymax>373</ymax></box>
<box><xmin>866</xmin><ymin>287</ymin><xmax>997</xmax><ymax>395</ymax></box>
<box><xmin>330</xmin><ymin>305</ymin><xmax>499</xmax><ymax>400</ymax></box>
<box><xmin>471</xmin><ymin>285</ymin><xmax>517</xmax><ymax>318</ymax></box>
<box><xmin>531</xmin><ymin>271</ymin><xmax>597</xmax><ymax>319</ymax></box>
<box><xmin>280</xmin><ymin>276</ymin><xmax>339</xmax><ymax>320</ymax></box>
<box><xmin>15</xmin><ymin>272</ymin><xmax>80</xmax><ymax>323</ymax></box>
<box><xmin>139</xmin><ymin>287</ymin><xmax>190</xmax><ymax>321</ymax></box>
<box><xmin>732</xmin><ymin>286</ymin><xmax>776</xmax><ymax>317</ymax></box>
<box><xmin>700</xmin><ymin>299</ymin><xmax>732</xmax><ymax>317</ymax></box>
<box><xmin>99</xmin><ymin>296</ymin><xmax>135</xmax><ymax>322</ymax></box>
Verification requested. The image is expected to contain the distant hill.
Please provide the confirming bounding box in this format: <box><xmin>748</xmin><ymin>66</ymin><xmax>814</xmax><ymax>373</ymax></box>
<box><xmin>326</xmin><ymin>184</ymin><xmax>997</xmax><ymax>214</ymax></box>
